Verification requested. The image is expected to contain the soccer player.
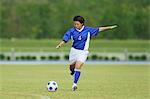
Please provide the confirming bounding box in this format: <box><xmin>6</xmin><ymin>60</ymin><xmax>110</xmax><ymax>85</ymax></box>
<box><xmin>56</xmin><ymin>15</ymin><xmax>117</xmax><ymax>91</ymax></box>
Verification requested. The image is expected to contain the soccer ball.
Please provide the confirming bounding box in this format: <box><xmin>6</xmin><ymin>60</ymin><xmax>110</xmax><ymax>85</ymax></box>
<box><xmin>47</xmin><ymin>81</ymin><xmax>58</xmax><ymax>92</ymax></box>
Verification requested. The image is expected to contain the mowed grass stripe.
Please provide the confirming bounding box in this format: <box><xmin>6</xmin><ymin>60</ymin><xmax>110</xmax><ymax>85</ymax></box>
<box><xmin>0</xmin><ymin>39</ymin><xmax>149</xmax><ymax>52</ymax></box>
<box><xmin>1</xmin><ymin>64</ymin><xmax>149</xmax><ymax>99</ymax></box>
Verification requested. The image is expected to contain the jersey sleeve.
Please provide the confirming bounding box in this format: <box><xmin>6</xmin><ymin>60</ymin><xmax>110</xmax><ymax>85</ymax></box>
<box><xmin>62</xmin><ymin>29</ymin><xmax>71</xmax><ymax>43</ymax></box>
<box><xmin>89</xmin><ymin>27</ymin><xmax>100</xmax><ymax>37</ymax></box>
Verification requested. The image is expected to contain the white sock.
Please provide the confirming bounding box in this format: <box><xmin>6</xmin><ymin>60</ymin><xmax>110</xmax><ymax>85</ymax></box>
<box><xmin>73</xmin><ymin>83</ymin><xmax>77</xmax><ymax>86</ymax></box>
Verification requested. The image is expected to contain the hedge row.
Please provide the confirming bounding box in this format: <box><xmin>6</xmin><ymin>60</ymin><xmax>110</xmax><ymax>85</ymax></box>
<box><xmin>0</xmin><ymin>54</ymin><xmax>148</xmax><ymax>61</ymax></box>
<box><xmin>0</xmin><ymin>54</ymin><xmax>11</xmax><ymax>60</ymax></box>
<box><xmin>0</xmin><ymin>54</ymin><xmax>64</xmax><ymax>61</ymax></box>
<box><xmin>128</xmin><ymin>54</ymin><xmax>147</xmax><ymax>61</ymax></box>
<box><xmin>90</xmin><ymin>55</ymin><xmax>120</xmax><ymax>61</ymax></box>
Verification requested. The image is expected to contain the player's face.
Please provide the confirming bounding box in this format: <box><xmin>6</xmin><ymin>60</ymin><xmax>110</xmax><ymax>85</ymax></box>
<box><xmin>74</xmin><ymin>21</ymin><xmax>83</xmax><ymax>30</ymax></box>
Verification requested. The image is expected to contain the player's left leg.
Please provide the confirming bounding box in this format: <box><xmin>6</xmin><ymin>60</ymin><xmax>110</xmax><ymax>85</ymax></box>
<box><xmin>69</xmin><ymin>48</ymin><xmax>76</xmax><ymax>76</ymax></box>
<box><xmin>69</xmin><ymin>62</ymin><xmax>75</xmax><ymax>75</ymax></box>
<box><xmin>72</xmin><ymin>61</ymin><xmax>84</xmax><ymax>91</ymax></box>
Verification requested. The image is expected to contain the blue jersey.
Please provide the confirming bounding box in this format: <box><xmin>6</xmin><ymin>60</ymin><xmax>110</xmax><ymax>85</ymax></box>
<box><xmin>63</xmin><ymin>26</ymin><xmax>100</xmax><ymax>51</ymax></box>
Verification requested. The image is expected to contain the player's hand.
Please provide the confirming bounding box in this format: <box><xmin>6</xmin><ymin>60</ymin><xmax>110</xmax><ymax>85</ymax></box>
<box><xmin>56</xmin><ymin>45</ymin><xmax>61</xmax><ymax>49</ymax></box>
<box><xmin>56</xmin><ymin>41</ymin><xmax>65</xmax><ymax>49</ymax></box>
<box><xmin>110</xmin><ymin>25</ymin><xmax>118</xmax><ymax>29</ymax></box>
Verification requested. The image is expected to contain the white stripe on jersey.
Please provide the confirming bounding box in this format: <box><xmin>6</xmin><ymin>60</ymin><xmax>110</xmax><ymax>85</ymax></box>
<box><xmin>84</xmin><ymin>32</ymin><xmax>90</xmax><ymax>51</ymax></box>
<box><xmin>71</xmin><ymin>35</ymin><xmax>74</xmax><ymax>46</ymax></box>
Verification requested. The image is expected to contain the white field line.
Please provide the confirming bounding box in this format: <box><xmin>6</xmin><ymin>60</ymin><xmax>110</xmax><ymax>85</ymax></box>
<box><xmin>0</xmin><ymin>91</ymin><xmax>50</xmax><ymax>99</ymax></box>
<box><xmin>0</xmin><ymin>61</ymin><xmax>149</xmax><ymax>65</ymax></box>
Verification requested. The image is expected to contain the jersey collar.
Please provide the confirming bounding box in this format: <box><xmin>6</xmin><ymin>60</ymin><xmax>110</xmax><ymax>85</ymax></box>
<box><xmin>75</xmin><ymin>26</ymin><xmax>85</xmax><ymax>32</ymax></box>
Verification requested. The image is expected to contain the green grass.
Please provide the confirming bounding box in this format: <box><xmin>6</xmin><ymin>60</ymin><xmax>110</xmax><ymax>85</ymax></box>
<box><xmin>0</xmin><ymin>64</ymin><xmax>149</xmax><ymax>99</ymax></box>
<box><xmin>0</xmin><ymin>39</ymin><xmax>149</xmax><ymax>52</ymax></box>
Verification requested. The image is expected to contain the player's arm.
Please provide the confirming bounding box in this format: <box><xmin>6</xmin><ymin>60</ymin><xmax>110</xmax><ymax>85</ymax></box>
<box><xmin>56</xmin><ymin>29</ymin><xmax>71</xmax><ymax>49</ymax></box>
<box><xmin>56</xmin><ymin>41</ymin><xmax>65</xmax><ymax>49</ymax></box>
<box><xmin>99</xmin><ymin>25</ymin><xmax>117</xmax><ymax>31</ymax></box>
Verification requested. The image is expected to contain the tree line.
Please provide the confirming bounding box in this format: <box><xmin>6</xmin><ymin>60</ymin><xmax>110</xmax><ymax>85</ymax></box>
<box><xmin>0</xmin><ymin>0</ymin><xmax>149</xmax><ymax>39</ymax></box>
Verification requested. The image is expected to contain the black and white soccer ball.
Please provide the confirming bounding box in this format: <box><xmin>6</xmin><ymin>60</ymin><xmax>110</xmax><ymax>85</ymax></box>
<box><xmin>47</xmin><ymin>81</ymin><xmax>58</xmax><ymax>92</ymax></box>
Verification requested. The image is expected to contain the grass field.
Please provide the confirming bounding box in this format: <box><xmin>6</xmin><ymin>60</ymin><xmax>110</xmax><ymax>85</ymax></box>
<box><xmin>0</xmin><ymin>64</ymin><xmax>149</xmax><ymax>99</ymax></box>
<box><xmin>0</xmin><ymin>39</ymin><xmax>149</xmax><ymax>52</ymax></box>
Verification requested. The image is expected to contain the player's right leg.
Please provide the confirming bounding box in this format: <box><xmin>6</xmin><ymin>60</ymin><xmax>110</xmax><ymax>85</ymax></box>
<box><xmin>72</xmin><ymin>61</ymin><xmax>84</xmax><ymax>91</ymax></box>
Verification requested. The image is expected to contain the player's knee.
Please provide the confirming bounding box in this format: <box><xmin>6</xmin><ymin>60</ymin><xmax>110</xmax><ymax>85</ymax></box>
<box><xmin>75</xmin><ymin>64</ymin><xmax>81</xmax><ymax>69</ymax></box>
<box><xmin>75</xmin><ymin>61</ymin><xmax>84</xmax><ymax>69</ymax></box>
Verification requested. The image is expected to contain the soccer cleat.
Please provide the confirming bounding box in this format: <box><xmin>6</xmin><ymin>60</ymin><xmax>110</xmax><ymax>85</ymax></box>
<box><xmin>72</xmin><ymin>85</ymin><xmax>77</xmax><ymax>91</ymax></box>
<box><xmin>70</xmin><ymin>71</ymin><xmax>75</xmax><ymax>75</ymax></box>
<box><xmin>72</xmin><ymin>83</ymin><xmax>77</xmax><ymax>91</ymax></box>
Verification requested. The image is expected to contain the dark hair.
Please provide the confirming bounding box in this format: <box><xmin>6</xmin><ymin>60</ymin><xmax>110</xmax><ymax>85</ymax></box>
<box><xmin>73</xmin><ymin>15</ymin><xmax>85</xmax><ymax>24</ymax></box>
